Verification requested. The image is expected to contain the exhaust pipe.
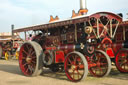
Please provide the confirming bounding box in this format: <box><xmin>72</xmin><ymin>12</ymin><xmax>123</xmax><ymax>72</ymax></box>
<box><xmin>79</xmin><ymin>0</ymin><xmax>88</xmax><ymax>15</ymax></box>
<box><xmin>80</xmin><ymin>0</ymin><xmax>87</xmax><ymax>10</ymax></box>
<box><xmin>11</xmin><ymin>24</ymin><xmax>14</xmax><ymax>39</ymax></box>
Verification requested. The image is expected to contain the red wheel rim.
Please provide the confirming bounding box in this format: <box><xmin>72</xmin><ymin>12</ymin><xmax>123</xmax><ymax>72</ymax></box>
<box><xmin>64</xmin><ymin>53</ymin><xmax>85</xmax><ymax>82</ymax></box>
<box><xmin>115</xmin><ymin>49</ymin><xmax>128</xmax><ymax>72</ymax></box>
<box><xmin>19</xmin><ymin>43</ymin><xmax>36</xmax><ymax>76</ymax></box>
<box><xmin>88</xmin><ymin>52</ymin><xmax>109</xmax><ymax>77</ymax></box>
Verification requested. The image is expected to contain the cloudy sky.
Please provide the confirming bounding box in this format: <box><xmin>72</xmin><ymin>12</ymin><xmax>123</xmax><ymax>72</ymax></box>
<box><xmin>0</xmin><ymin>0</ymin><xmax>128</xmax><ymax>33</ymax></box>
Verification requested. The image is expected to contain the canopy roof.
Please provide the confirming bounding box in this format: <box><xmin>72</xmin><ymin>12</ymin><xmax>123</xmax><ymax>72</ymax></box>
<box><xmin>13</xmin><ymin>12</ymin><xmax>122</xmax><ymax>33</ymax></box>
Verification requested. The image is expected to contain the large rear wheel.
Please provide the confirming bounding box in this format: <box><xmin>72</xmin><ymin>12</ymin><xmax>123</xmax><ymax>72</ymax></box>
<box><xmin>64</xmin><ymin>51</ymin><xmax>88</xmax><ymax>82</ymax></box>
<box><xmin>19</xmin><ymin>41</ymin><xmax>43</xmax><ymax>76</ymax></box>
<box><xmin>115</xmin><ymin>49</ymin><xmax>128</xmax><ymax>73</ymax></box>
<box><xmin>88</xmin><ymin>50</ymin><xmax>111</xmax><ymax>77</ymax></box>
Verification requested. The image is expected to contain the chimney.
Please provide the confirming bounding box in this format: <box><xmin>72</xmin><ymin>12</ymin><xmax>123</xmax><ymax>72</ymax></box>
<box><xmin>79</xmin><ymin>0</ymin><xmax>88</xmax><ymax>15</ymax></box>
<box><xmin>11</xmin><ymin>24</ymin><xmax>14</xmax><ymax>39</ymax></box>
<box><xmin>127</xmin><ymin>13</ymin><xmax>128</xmax><ymax>19</ymax></box>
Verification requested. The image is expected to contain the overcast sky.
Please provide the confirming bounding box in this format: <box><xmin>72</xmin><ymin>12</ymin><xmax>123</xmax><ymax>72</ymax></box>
<box><xmin>0</xmin><ymin>0</ymin><xmax>128</xmax><ymax>33</ymax></box>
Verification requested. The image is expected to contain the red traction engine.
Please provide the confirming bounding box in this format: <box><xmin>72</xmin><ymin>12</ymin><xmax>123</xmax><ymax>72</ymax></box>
<box><xmin>86</xmin><ymin>12</ymin><xmax>128</xmax><ymax>73</ymax></box>
<box><xmin>13</xmin><ymin>12</ymin><xmax>121</xmax><ymax>82</ymax></box>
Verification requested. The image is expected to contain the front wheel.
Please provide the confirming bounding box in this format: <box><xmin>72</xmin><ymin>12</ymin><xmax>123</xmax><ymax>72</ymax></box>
<box><xmin>5</xmin><ymin>51</ymin><xmax>12</xmax><ymax>60</ymax></box>
<box><xmin>88</xmin><ymin>50</ymin><xmax>111</xmax><ymax>77</ymax></box>
<box><xmin>19</xmin><ymin>41</ymin><xmax>43</xmax><ymax>76</ymax></box>
<box><xmin>115</xmin><ymin>48</ymin><xmax>128</xmax><ymax>73</ymax></box>
<box><xmin>64</xmin><ymin>51</ymin><xmax>88</xmax><ymax>82</ymax></box>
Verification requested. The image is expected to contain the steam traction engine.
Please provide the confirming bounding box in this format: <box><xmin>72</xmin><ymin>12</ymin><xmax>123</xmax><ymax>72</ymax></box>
<box><xmin>13</xmin><ymin>0</ymin><xmax>127</xmax><ymax>82</ymax></box>
<box><xmin>114</xmin><ymin>20</ymin><xmax>128</xmax><ymax>73</ymax></box>
<box><xmin>0</xmin><ymin>30</ymin><xmax>23</xmax><ymax>60</ymax></box>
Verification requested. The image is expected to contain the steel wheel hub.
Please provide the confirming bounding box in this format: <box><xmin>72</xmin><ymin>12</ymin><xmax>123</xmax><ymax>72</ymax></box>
<box><xmin>97</xmin><ymin>62</ymin><xmax>101</xmax><ymax>67</ymax></box>
<box><xmin>26</xmin><ymin>57</ymin><xmax>32</xmax><ymax>64</ymax></box>
<box><xmin>71</xmin><ymin>65</ymin><xmax>76</xmax><ymax>70</ymax></box>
